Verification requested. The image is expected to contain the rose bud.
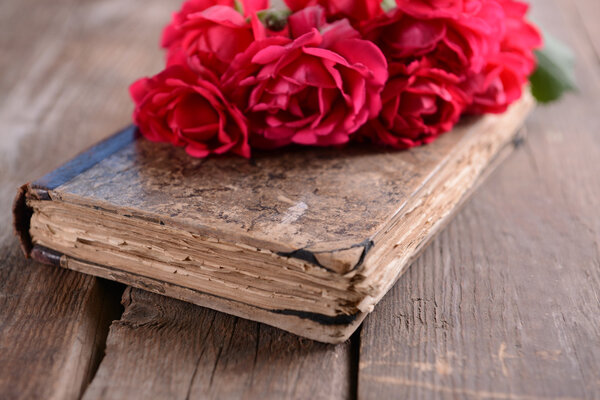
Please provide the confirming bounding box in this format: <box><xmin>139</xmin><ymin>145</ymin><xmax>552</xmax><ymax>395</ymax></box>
<box><xmin>130</xmin><ymin>65</ymin><xmax>250</xmax><ymax>158</ymax></box>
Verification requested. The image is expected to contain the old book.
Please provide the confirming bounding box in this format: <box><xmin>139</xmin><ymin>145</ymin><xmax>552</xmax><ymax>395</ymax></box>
<box><xmin>13</xmin><ymin>93</ymin><xmax>534</xmax><ymax>343</ymax></box>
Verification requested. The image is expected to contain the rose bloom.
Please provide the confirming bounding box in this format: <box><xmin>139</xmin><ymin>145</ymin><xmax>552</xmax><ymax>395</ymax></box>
<box><xmin>161</xmin><ymin>0</ymin><xmax>271</xmax><ymax>75</ymax></box>
<box><xmin>130</xmin><ymin>65</ymin><xmax>250</xmax><ymax>158</ymax></box>
<box><xmin>161</xmin><ymin>0</ymin><xmax>235</xmax><ymax>44</ymax></box>
<box><xmin>365</xmin><ymin>59</ymin><xmax>470</xmax><ymax>149</ymax></box>
<box><xmin>467</xmin><ymin>0</ymin><xmax>542</xmax><ymax>113</ymax></box>
<box><xmin>161</xmin><ymin>5</ymin><xmax>255</xmax><ymax>76</ymax></box>
<box><xmin>359</xmin><ymin>0</ymin><xmax>539</xmax><ymax>148</ymax></box>
<box><xmin>223</xmin><ymin>6</ymin><xmax>387</xmax><ymax>148</ymax></box>
<box><xmin>363</xmin><ymin>0</ymin><xmax>505</xmax><ymax>75</ymax></box>
<box><xmin>162</xmin><ymin>0</ymin><xmax>269</xmax><ymax>40</ymax></box>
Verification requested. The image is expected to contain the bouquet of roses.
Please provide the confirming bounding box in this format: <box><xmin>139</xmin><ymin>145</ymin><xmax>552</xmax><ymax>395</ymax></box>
<box><xmin>130</xmin><ymin>0</ymin><xmax>544</xmax><ymax>158</ymax></box>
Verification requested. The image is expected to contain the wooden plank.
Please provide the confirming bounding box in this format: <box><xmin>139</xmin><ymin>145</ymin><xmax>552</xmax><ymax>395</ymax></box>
<box><xmin>573</xmin><ymin>0</ymin><xmax>600</xmax><ymax>62</ymax></box>
<box><xmin>82</xmin><ymin>287</ymin><xmax>355</xmax><ymax>400</ymax></box>
<box><xmin>0</xmin><ymin>0</ymin><xmax>175</xmax><ymax>398</ymax></box>
<box><xmin>0</xmin><ymin>244</ymin><xmax>122</xmax><ymax>400</ymax></box>
<box><xmin>357</xmin><ymin>0</ymin><xmax>600</xmax><ymax>398</ymax></box>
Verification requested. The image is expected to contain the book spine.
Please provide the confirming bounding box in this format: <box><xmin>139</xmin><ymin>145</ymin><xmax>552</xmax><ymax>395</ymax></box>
<box><xmin>12</xmin><ymin>125</ymin><xmax>139</xmax><ymax>257</ymax></box>
<box><xmin>34</xmin><ymin>125</ymin><xmax>138</xmax><ymax>190</ymax></box>
<box><xmin>13</xmin><ymin>184</ymin><xmax>34</xmax><ymax>257</ymax></box>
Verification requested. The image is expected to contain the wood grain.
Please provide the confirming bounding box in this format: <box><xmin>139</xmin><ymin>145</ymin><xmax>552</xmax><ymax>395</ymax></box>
<box><xmin>2</xmin><ymin>0</ymin><xmax>599</xmax><ymax>397</ymax></box>
<box><xmin>0</xmin><ymin>245</ymin><xmax>122</xmax><ymax>400</ymax></box>
<box><xmin>357</xmin><ymin>0</ymin><xmax>600</xmax><ymax>398</ymax></box>
<box><xmin>0</xmin><ymin>0</ymin><xmax>174</xmax><ymax>398</ymax></box>
<box><xmin>82</xmin><ymin>287</ymin><xmax>355</xmax><ymax>400</ymax></box>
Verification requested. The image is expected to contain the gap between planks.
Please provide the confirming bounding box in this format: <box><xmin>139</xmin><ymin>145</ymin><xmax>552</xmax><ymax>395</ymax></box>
<box><xmin>79</xmin><ymin>287</ymin><xmax>360</xmax><ymax>400</ymax></box>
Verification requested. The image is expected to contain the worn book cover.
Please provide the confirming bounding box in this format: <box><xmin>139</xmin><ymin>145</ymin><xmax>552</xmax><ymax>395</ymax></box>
<box><xmin>13</xmin><ymin>93</ymin><xmax>533</xmax><ymax>343</ymax></box>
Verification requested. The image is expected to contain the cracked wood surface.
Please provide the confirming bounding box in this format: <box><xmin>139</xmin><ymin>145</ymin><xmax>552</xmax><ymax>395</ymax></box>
<box><xmin>82</xmin><ymin>287</ymin><xmax>355</xmax><ymax>400</ymax></box>
<box><xmin>0</xmin><ymin>243</ymin><xmax>122</xmax><ymax>400</ymax></box>
<box><xmin>358</xmin><ymin>0</ymin><xmax>600</xmax><ymax>398</ymax></box>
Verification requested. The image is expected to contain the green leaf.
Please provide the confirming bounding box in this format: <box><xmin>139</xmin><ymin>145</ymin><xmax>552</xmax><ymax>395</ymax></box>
<box><xmin>530</xmin><ymin>34</ymin><xmax>576</xmax><ymax>103</ymax></box>
<box><xmin>255</xmin><ymin>0</ymin><xmax>292</xmax><ymax>31</ymax></box>
<box><xmin>256</xmin><ymin>7</ymin><xmax>291</xmax><ymax>32</ymax></box>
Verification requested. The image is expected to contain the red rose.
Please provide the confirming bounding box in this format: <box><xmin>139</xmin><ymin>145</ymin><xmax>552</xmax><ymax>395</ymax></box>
<box><xmin>467</xmin><ymin>0</ymin><xmax>541</xmax><ymax>113</ymax></box>
<box><xmin>131</xmin><ymin>0</ymin><xmax>542</xmax><ymax>157</ymax></box>
<box><xmin>362</xmin><ymin>0</ymin><xmax>504</xmax><ymax>75</ymax></box>
<box><xmin>223</xmin><ymin>7</ymin><xmax>387</xmax><ymax>148</ymax></box>
<box><xmin>162</xmin><ymin>0</ymin><xmax>268</xmax><ymax>44</ymax></box>
<box><xmin>466</xmin><ymin>51</ymin><xmax>532</xmax><ymax>113</ymax></box>
<box><xmin>284</xmin><ymin>0</ymin><xmax>383</xmax><ymax>23</ymax></box>
<box><xmin>365</xmin><ymin>59</ymin><xmax>469</xmax><ymax>148</ymax></box>
<box><xmin>130</xmin><ymin>65</ymin><xmax>250</xmax><ymax>158</ymax></box>
<box><xmin>358</xmin><ymin>0</ymin><xmax>506</xmax><ymax>148</ymax></box>
<box><xmin>161</xmin><ymin>0</ymin><xmax>233</xmax><ymax>47</ymax></box>
<box><xmin>161</xmin><ymin>4</ymin><xmax>259</xmax><ymax>75</ymax></box>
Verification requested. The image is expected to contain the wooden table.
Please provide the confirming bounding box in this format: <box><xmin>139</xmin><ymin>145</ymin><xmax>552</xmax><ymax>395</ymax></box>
<box><xmin>1</xmin><ymin>0</ymin><xmax>599</xmax><ymax>399</ymax></box>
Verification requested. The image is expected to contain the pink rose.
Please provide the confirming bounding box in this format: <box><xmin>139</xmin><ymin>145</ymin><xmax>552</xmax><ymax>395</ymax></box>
<box><xmin>130</xmin><ymin>65</ymin><xmax>250</xmax><ymax>158</ymax></box>
<box><xmin>223</xmin><ymin>7</ymin><xmax>387</xmax><ymax>148</ymax></box>
<box><xmin>364</xmin><ymin>59</ymin><xmax>469</xmax><ymax>148</ymax></box>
